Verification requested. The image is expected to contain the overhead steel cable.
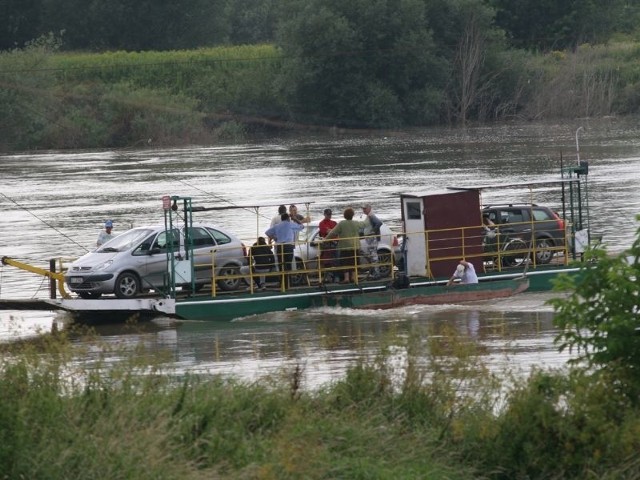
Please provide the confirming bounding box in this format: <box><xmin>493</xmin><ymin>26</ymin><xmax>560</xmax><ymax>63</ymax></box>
<box><xmin>0</xmin><ymin>192</ymin><xmax>91</xmax><ymax>252</ymax></box>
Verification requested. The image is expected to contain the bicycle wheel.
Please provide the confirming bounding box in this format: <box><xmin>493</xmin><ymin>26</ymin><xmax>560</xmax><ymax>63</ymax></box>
<box><xmin>501</xmin><ymin>238</ymin><xmax>529</xmax><ymax>267</ymax></box>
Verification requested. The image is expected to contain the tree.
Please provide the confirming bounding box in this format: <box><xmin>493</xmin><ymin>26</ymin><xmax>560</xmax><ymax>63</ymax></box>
<box><xmin>34</xmin><ymin>0</ymin><xmax>231</xmax><ymax>51</ymax></box>
<box><xmin>550</xmin><ymin>216</ymin><xmax>640</xmax><ymax>401</ymax></box>
<box><xmin>275</xmin><ymin>0</ymin><xmax>447</xmax><ymax>128</ymax></box>
<box><xmin>488</xmin><ymin>0</ymin><xmax>638</xmax><ymax>51</ymax></box>
<box><xmin>226</xmin><ymin>0</ymin><xmax>279</xmax><ymax>45</ymax></box>
<box><xmin>0</xmin><ymin>0</ymin><xmax>41</xmax><ymax>50</ymax></box>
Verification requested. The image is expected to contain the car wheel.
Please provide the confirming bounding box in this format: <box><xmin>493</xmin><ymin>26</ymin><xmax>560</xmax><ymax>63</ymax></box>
<box><xmin>289</xmin><ymin>258</ymin><xmax>307</xmax><ymax>287</ymax></box>
<box><xmin>376</xmin><ymin>249</ymin><xmax>393</xmax><ymax>278</ymax></box>
<box><xmin>534</xmin><ymin>238</ymin><xmax>555</xmax><ymax>264</ymax></box>
<box><xmin>114</xmin><ymin>272</ymin><xmax>141</xmax><ymax>299</ymax></box>
<box><xmin>217</xmin><ymin>263</ymin><xmax>241</xmax><ymax>291</ymax></box>
<box><xmin>79</xmin><ymin>291</ymin><xmax>102</xmax><ymax>299</ymax></box>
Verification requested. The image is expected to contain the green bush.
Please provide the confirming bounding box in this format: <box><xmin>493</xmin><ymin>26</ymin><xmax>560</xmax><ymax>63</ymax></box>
<box><xmin>550</xmin><ymin>216</ymin><xmax>640</xmax><ymax>400</ymax></box>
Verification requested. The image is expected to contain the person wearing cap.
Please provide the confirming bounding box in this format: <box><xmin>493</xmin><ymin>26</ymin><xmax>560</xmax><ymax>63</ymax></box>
<box><xmin>319</xmin><ymin>208</ymin><xmax>337</xmax><ymax>237</ymax></box>
<box><xmin>447</xmin><ymin>259</ymin><xmax>478</xmax><ymax>286</ymax></box>
<box><xmin>97</xmin><ymin>220</ymin><xmax>115</xmax><ymax>247</ymax></box>
<box><xmin>318</xmin><ymin>208</ymin><xmax>338</xmax><ymax>280</ymax></box>
<box><xmin>361</xmin><ymin>203</ymin><xmax>383</xmax><ymax>279</ymax></box>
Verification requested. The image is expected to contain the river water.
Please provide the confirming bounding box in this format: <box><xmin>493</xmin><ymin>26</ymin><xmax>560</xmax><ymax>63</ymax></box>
<box><xmin>1</xmin><ymin>118</ymin><xmax>639</xmax><ymax>386</ymax></box>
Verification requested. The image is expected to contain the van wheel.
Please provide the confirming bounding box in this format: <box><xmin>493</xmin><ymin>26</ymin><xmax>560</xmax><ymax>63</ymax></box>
<box><xmin>114</xmin><ymin>272</ymin><xmax>140</xmax><ymax>299</ymax></box>
<box><xmin>217</xmin><ymin>264</ymin><xmax>240</xmax><ymax>291</ymax></box>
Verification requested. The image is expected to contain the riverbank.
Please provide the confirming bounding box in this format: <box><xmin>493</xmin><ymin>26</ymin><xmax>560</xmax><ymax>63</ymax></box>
<box><xmin>1</xmin><ymin>40</ymin><xmax>640</xmax><ymax>152</ymax></box>
<box><xmin>1</xmin><ymin>324</ymin><xmax>637</xmax><ymax>479</ymax></box>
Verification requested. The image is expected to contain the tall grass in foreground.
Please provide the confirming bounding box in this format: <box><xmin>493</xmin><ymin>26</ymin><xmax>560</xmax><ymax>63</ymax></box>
<box><xmin>1</xmin><ymin>322</ymin><xmax>640</xmax><ymax>479</ymax></box>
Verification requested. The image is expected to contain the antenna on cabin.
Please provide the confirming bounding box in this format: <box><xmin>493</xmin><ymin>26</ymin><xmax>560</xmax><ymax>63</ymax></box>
<box><xmin>575</xmin><ymin>126</ymin><xmax>584</xmax><ymax>165</ymax></box>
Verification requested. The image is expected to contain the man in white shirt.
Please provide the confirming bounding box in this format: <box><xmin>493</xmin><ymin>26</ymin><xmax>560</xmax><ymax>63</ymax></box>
<box><xmin>447</xmin><ymin>259</ymin><xmax>478</xmax><ymax>286</ymax></box>
<box><xmin>97</xmin><ymin>220</ymin><xmax>114</xmax><ymax>247</ymax></box>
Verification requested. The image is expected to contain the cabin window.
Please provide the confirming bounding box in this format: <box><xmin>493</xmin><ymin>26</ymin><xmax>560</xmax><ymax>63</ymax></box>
<box><xmin>406</xmin><ymin>201</ymin><xmax>422</xmax><ymax>220</ymax></box>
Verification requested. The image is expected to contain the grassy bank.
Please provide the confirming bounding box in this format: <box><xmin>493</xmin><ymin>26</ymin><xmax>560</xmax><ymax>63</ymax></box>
<box><xmin>1</xmin><ymin>40</ymin><xmax>640</xmax><ymax>152</ymax></box>
<box><xmin>1</xmin><ymin>323</ymin><xmax>639</xmax><ymax>479</ymax></box>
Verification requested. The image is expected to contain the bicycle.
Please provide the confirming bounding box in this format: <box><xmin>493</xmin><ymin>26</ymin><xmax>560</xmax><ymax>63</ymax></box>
<box><xmin>483</xmin><ymin>228</ymin><xmax>531</xmax><ymax>268</ymax></box>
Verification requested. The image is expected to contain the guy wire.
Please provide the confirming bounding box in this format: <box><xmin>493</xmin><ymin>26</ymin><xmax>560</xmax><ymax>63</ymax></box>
<box><xmin>125</xmin><ymin>153</ymin><xmax>273</xmax><ymax>221</ymax></box>
<box><xmin>0</xmin><ymin>192</ymin><xmax>90</xmax><ymax>252</ymax></box>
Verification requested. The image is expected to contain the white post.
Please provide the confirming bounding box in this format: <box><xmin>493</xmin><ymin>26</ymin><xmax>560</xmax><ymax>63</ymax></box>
<box><xmin>575</xmin><ymin>126</ymin><xmax>584</xmax><ymax>165</ymax></box>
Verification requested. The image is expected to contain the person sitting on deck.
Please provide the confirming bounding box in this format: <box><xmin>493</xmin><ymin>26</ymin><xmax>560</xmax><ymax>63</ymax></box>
<box><xmin>240</xmin><ymin>236</ymin><xmax>275</xmax><ymax>291</ymax></box>
<box><xmin>446</xmin><ymin>259</ymin><xmax>478</xmax><ymax>286</ymax></box>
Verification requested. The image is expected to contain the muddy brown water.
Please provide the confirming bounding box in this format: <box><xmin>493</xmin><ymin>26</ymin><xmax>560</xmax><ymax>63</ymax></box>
<box><xmin>1</xmin><ymin>118</ymin><xmax>639</xmax><ymax>386</ymax></box>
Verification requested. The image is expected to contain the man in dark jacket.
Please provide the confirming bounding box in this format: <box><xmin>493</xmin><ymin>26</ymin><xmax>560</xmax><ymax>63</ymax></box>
<box><xmin>241</xmin><ymin>236</ymin><xmax>275</xmax><ymax>290</ymax></box>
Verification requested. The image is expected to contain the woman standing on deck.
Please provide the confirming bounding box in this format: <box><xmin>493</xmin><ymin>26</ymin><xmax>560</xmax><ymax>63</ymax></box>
<box><xmin>325</xmin><ymin>207</ymin><xmax>361</xmax><ymax>283</ymax></box>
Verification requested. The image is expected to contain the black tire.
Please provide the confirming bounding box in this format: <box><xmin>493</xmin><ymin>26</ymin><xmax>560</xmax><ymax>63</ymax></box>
<box><xmin>216</xmin><ymin>263</ymin><xmax>241</xmax><ymax>291</ymax></box>
<box><xmin>534</xmin><ymin>237</ymin><xmax>555</xmax><ymax>264</ymax></box>
<box><xmin>79</xmin><ymin>291</ymin><xmax>102</xmax><ymax>299</ymax></box>
<box><xmin>376</xmin><ymin>249</ymin><xmax>393</xmax><ymax>278</ymax></box>
<box><xmin>501</xmin><ymin>238</ymin><xmax>528</xmax><ymax>267</ymax></box>
<box><xmin>114</xmin><ymin>272</ymin><xmax>141</xmax><ymax>299</ymax></box>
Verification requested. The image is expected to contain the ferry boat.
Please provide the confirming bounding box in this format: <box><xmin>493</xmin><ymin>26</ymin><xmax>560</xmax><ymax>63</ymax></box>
<box><xmin>2</xmin><ymin>158</ymin><xmax>593</xmax><ymax>323</ymax></box>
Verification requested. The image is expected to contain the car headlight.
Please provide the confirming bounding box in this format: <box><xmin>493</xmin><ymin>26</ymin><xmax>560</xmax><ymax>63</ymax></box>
<box><xmin>95</xmin><ymin>259</ymin><xmax>114</xmax><ymax>271</ymax></box>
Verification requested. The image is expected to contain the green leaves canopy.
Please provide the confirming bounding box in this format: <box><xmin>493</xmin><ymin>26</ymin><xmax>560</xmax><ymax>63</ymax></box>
<box><xmin>550</xmin><ymin>216</ymin><xmax>640</xmax><ymax>398</ymax></box>
<box><xmin>489</xmin><ymin>0</ymin><xmax>639</xmax><ymax>51</ymax></box>
<box><xmin>276</xmin><ymin>0</ymin><xmax>447</xmax><ymax>127</ymax></box>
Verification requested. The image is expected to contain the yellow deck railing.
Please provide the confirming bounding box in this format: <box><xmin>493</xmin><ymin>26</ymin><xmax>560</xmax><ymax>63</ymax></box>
<box><xmin>184</xmin><ymin>218</ymin><xmax>572</xmax><ymax>296</ymax></box>
<box><xmin>204</xmin><ymin>233</ymin><xmax>396</xmax><ymax>296</ymax></box>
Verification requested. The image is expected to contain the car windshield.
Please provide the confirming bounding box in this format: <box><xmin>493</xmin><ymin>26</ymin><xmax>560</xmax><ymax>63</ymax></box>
<box><xmin>297</xmin><ymin>225</ymin><xmax>318</xmax><ymax>243</ymax></box>
<box><xmin>96</xmin><ymin>228</ymin><xmax>156</xmax><ymax>252</ymax></box>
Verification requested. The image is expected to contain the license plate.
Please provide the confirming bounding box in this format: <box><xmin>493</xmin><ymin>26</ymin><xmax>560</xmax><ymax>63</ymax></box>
<box><xmin>69</xmin><ymin>277</ymin><xmax>84</xmax><ymax>284</ymax></box>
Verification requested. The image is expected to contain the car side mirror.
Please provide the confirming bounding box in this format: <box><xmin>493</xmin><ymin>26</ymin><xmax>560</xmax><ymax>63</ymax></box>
<box><xmin>149</xmin><ymin>248</ymin><xmax>162</xmax><ymax>255</ymax></box>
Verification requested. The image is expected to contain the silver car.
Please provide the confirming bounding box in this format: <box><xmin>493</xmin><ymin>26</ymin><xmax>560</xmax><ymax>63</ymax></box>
<box><xmin>65</xmin><ymin>223</ymin><xmax>246</xmax><ymax>299</ymax></box>
<box><xmin>290</xmin><ymin>221</ymin><xmax>398</xmax><ymax>285</ymax></box>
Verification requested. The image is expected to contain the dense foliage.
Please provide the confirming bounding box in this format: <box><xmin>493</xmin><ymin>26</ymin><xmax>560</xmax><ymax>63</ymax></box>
<box><xmin>276</xmin><ymin>0</ymin><xmax>447</xmax><ymax>127</ymax></box>
<box><xmin>2</xmin><ymin>0</ymin><xmax>638</xmax><ymax>53</ymax></box>
<box><xmin>1</xmin><ymin>0</ymin><xmax>640</xmax><ymax>148</ymax></box>
<box><xmin>2</xmin><ymin>0</ymin><xmax>233</xmax><ymax>51</ymax></box>
<box><xmin>550</xmin><ymin>216</ymin><xmax>640</xmax><ymax>402</ymax></box>
<box><xmin>489</xmin><ymin>0</ymin><xmax>639</xmax><ymax>51</ymax></box>
<box><xmin>2</xmin><ymin>38</ymin><xmax>640</xmax><ymax>151</ymax></box>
